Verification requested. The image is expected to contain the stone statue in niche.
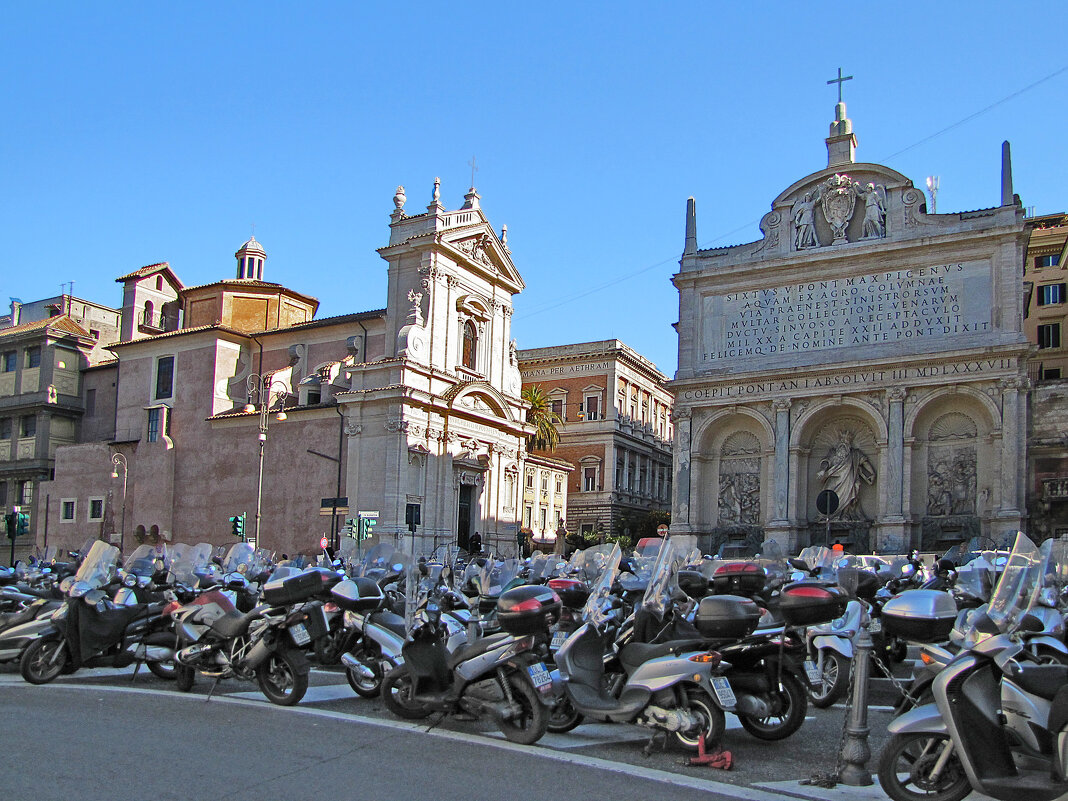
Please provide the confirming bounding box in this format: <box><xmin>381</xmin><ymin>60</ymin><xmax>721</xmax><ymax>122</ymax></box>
<box><xmin>793</xmin><ymin>189</ymin><xmax>821</xmax><ymax>250</ymax></box>
<box><xmin>817</xmin><ymin>429</ymin><xmax>876</xmax><ymax>519</ymax></box>
<box><xmin>856</xmin><ymin>182</ymin><xmax>887</xmax><ymax>239</ymax></box>
<box><xmin>926</xmin><ymin>448</ymin><xmax>977</xmax><ymax>516</ymax></box>
<box><xmin>718</xmin><ymin>465</ymin><xmax>760</xmax><ymax>525</ymax></box>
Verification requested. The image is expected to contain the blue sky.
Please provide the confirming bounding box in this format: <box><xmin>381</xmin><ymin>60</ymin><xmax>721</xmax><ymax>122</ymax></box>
<box><xmin>2</xmin><ymin>2</ymin><xmax>1066</xmax><ymax>375</ymax></box>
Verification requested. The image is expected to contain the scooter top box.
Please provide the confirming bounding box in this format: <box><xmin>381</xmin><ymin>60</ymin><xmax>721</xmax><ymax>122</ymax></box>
<box><xmin>712</xmin><ymin>562</ymin><xmax>766</xmax><ymax>595</ymax></box>
<box><xmin>497</xmin><ymin>585</ymin><xmax>561</xmax><ymax>636</ymax></box>
<box><xmin>778</xmin><ymin>581</ymin><xmax>849</xmax><ymax>626</ymax></box>
<box><xmin>329</xmin><ymin>576</ymin><xmax>384</xmax><ymax>612</ymax></box>
<box><xmin>262</xmin><ymin>568</ymin><xmax>341</xmax><ymax>607</ymax></box>
<box><xmin>695</xmin><ymin>594</ymin><xmax>762</xmax><ymax>639</ymax></box>
<box><xmin>881</xmin><ymin>589</ymin><xmax>957</xmax><ymax>642</ymax></box>
<box><xmin>547</xmin><ymin>577</ymin><xmax>590</xmax><ymax>608</ymax></box>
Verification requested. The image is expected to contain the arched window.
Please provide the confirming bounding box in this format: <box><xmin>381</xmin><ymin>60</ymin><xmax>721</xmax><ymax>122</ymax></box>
<box><xmin>143</xmin><ymin>300</ymin><xmax>154</xmax><ymax>326</ymax></box>
<box><xmin>462</xmin><ymin>320</ymin><xmax>477</xmax><ymax>370</ymax></box>
<box><xmin>155</xmin><ymin>275</ymin><xmax>163</xmax><ymax>291</ymax></box>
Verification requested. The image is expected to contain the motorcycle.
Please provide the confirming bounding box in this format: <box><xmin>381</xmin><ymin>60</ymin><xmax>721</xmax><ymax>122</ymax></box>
<box><xmin>878</xmin><ymin>532</ymin><xmax>1068</xmax><ymax>801</ymax></box>
<box><xmin>19</xmin><ymin>541</ymin><xmax>177</xmax><ymax>684</ymax></box>
<box><xmin>555</xmin><ymin>539</ymin><xmax>730</xmax><ymax>751</ymax></box>
<box><xmin>379</xmin><ymin>561</ymin><xmax>558</xmax><ymax>745</ymax></box>
<box><xmin>171</xmin><ymin>565</ymin><xmax>339</xmax><ymax>706</ymax></box>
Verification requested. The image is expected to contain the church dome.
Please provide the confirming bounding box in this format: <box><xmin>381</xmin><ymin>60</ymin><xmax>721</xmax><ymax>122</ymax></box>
<box><xmin>236</xmin><ymin>235</ymin><xmax>266</xmax><ymax>257</ymax></box>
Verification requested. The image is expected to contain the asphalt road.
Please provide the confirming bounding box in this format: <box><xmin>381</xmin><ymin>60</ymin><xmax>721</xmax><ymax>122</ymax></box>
<box><xmin>0</xmin><ymin>660</ymin><xmax>911</xmax><ymax>801</ymax></box>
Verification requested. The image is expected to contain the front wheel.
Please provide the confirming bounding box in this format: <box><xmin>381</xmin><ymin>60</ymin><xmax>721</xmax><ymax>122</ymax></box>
<box><xmin>345</xmin><ymin>647</ymin><xmax>383</xmax><ymax>699</ymax></box>
<box><xmin>144</xmin><ymin>632</ymin><xmax>178</xmax><ymax>680</ymax></box>
<box><xmin>547</xmin><ymin>695</ymin><xmax>584</xmax><ymax>734</ymax></box>
<box><xmin>877</xmin><ymin>733</ymin><xmax>971</xmax><ymax>801</ymax></box>
<box><xmin>738</xmin><ymin>671</ymin><xmax>808</xmax><ymax>741</ymax></box>
<box><xmin>673</xmin><ymin>687</ymin><xmax>726</xmax><ymax>751</ymax></box>
<box><xmin>20</xmin><ymin>638</ymin><xmax>69</xmax><ymax>685</ymax></box>
<box><xmin>808</xmin><ymin>650</ymin><xmax>849</xmax><ymax>709</ymax></box>
<box><xmin>255</xmin><ymin>647</ymin><xmax>309</xmax><ymax>706</ymax></box>
<box><xmin>381</xmin><ymin>665</ymin><xmax>432</xmax><ymax>720</ymax></box>
<box><xmin>496</xmin><ymin>674</ymin><xmax>548</xmax><ymax>745</ymax></box>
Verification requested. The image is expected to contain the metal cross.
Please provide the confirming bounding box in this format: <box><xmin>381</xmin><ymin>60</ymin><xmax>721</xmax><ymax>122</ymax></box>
<box><xmin>827</xmin><ymin>67</ymin><xmax>853</xmax><ymax>103</ymax></box>
<box><xmin>468</xmin><ymin>156</ymin><xmax>478</xmax><ymax>188</ymax></box>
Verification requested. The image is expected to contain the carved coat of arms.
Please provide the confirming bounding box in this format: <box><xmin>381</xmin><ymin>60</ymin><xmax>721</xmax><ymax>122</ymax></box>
<box><xmin>820</xmin><ymin>174</ymin><xmax>857</xmax><ymax>244</ymax></box>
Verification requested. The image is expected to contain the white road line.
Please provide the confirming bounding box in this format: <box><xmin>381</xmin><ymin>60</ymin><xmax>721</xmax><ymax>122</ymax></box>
<box><xmin>0</xmin><ymin>681</ymin><xmax>798</xmax><ymax>801</ymax></box>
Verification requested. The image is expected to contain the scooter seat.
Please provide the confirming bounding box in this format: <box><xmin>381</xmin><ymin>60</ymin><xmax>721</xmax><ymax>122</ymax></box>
<box><xmin>447</xmin><ymin>632</ymin><xmax>512</xmax><ymax>669</ymax></box>
<box><xmin>209</xmin><ymin>608</ymin><xmax>262</xmax><ymax>639</ymax></box>
<box><xmin>370</xmin><ymin>610</ymin><xmax>407</xmax><ymax>638</ymax></box>
<box><xmin>1013</xmin><ymin>664</ymin><xmax>1068</xmax><ymax>701</ymax></box>
<box><xmin>620</xmin><ymin>639</ymin><xmax>705</xmax><ymax>673</ymax></box>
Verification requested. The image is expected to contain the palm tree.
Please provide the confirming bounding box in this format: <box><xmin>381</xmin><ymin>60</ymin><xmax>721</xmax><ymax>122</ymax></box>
<box><xmin>522</xmin><ymin>384</ymin><xmax>561</xmax><ymax>452</ymax></box>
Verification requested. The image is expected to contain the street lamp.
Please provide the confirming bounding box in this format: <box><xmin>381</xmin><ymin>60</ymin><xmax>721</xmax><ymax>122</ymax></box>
<box><xmin>110</xmin><ymin>452</ymin><xmax>128</xmax><ymax>553</ymax></box>
<box><xmin>244</xmin><ymin>374</ymin><xmax>290</xmax><ymax>548</ymax></box>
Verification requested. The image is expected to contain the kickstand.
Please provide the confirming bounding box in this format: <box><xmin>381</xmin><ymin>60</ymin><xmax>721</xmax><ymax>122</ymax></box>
<box><xmin>641</xmin><ymin>730</ymin><xmax>669</xmax><ymax>757</ymax></box>
<box><xmin>131</xmin><ymin>661</ymin><xmax>142</xmax><ymax>681</ymax></box>
<box><xmin>205</xmin><ymin>676</ymin><xmax>221</xmax><ymax>702</ymax></box>
<box><xmin>424</xmin><ymin>710</ymin><xmax>449</xmax><ymax>733</ymax></box>
<box><xmin>686</xmin><ymin>732</ymin><xmax>733</xmax><ymax>769</ymax></box>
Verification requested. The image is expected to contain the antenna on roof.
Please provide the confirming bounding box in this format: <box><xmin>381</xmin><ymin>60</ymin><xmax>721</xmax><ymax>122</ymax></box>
<box><xmin>925</xmin><ymin>176</ymin><xmax>939</xmax><ymax>214</ymax></box>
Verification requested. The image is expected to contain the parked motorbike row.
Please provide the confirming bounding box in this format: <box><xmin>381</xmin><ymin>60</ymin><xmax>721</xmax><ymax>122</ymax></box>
<box><xmin>17</xmin><ymin>528</ymin><xmax>1068</xmax><ymax>801</ymax></box>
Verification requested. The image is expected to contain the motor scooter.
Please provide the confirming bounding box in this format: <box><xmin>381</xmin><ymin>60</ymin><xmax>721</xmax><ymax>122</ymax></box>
<box><xmin>879</xmin><ymin>533</ymin><xmax>1068</xmax><ymax>801</ymax></box>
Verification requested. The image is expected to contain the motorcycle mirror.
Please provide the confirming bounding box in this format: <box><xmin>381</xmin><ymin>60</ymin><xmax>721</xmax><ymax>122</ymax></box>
<box><xmin>84</xmin><ymin>588</ymin><xmax>107</xmax><ymax>605</ymax></box>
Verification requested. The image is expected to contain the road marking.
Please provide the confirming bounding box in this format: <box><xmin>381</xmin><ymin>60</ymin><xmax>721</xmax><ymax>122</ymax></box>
<box><xmin>0</xmin><ymin>681</ymin><xmax>795</xmax><ymax>801</ymax></box>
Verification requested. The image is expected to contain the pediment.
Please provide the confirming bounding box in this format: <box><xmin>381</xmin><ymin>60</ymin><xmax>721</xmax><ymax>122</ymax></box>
<box><xmin>443</xmin><ymin>380</ymin><xmax>516</xmax><ymax>423</ymax></box>
<box><xmin>442</xmin><ymin>227</ymin><xmax>525</xmax><ymax>293</ymax></box>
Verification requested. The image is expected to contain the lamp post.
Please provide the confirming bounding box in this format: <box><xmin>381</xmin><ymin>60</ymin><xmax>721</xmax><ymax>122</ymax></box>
<box><xmin>244</xmin><ymin>374</ymin><xmax>290</xmax><ymax>548</ymax></box>
<box><xmin>110</xmin><ymin>452</ymin><xmax>128</xmax><ymax>553</ymax></box>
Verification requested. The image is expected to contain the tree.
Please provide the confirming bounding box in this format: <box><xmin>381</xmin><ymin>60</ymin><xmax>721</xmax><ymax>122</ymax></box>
<box><xmin>522</xmin><ymin>385</ymin><xmax>561</xmax><ymax>452</ymax></box>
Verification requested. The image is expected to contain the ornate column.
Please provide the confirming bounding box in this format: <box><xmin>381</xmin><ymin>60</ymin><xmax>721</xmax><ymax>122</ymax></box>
<box><xmin>771</xmin><ymin>399</ymin><xmax>791</xmax><ymax>524</ymax></box>
<box><xmin>671</xmin><ymin>408</ymin><xmax>692</xmax><ymax>530</ymax></box>
<box><xmin>885</xmin><ymin>388</ymin><xmax>906</xmax><ymax>519</ymax></box>
<box><xmin>997</xmin><ymin>377</ymin><xmax>1026</xmax><ymax>531</ymax></box>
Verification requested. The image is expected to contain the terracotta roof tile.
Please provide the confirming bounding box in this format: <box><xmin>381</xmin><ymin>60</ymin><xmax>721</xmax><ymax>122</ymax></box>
<box><xmin>0</xmin><ymin>314</ymin><xmax>92</xmax><ymax>340</ymax></box>
<box><xmin>107</xmin><ymin>323</ymin><xmax>247</xmax><ymax>348</ymax></box>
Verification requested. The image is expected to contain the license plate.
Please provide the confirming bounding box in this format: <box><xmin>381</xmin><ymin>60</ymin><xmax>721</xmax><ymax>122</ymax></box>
<box><xmin>711</xmin><ymin>676</ymin><xmax>736</xmax><ymax>707</ymax></box>
<box><xmin>869</xmin><ymin>618</ymin><xmax>882</xmax><ymax>634</ymax></box>
<box><xmin>550</xmin><ymin>631</ymin><xmax>567</xmax><ymax>651</ymax></box>
<box><xmin>527</xmin><ymin>662</ymin><xmax>553</xmax><ymax>694</ymax></box>
<box><xmin>804</xmin><ymin>659</ymin><xmax>821</xmax><ymax>684</ymax></box>
<box><xmin>289</xmin><ymin>622</ymin><xmax>310</xmax><ymax>646</ymax></box>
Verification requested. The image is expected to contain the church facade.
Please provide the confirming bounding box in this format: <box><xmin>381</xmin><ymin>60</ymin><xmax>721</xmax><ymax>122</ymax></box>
<box><xmin>39</xmin><ymin>180</ymin><xmax>556</xmax><ymax>559</ymax></box>
<box><xmin>670</xmin><ymin>100</ymin><xmax>1031</xmax><ymax>554</ymax></box>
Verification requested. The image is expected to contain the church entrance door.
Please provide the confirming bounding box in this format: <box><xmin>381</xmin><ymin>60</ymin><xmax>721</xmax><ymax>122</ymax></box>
<box><xmin>457</xmin><ymin>485</ymin><xmax>473</xmax><ymax>551</ymax></box>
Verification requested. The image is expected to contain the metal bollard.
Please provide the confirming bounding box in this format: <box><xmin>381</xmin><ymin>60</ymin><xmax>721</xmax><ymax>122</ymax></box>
<box><xmin>837</xmin><ymin>626</ymin><xmax>874</xmax><ymax>786</ymax></box>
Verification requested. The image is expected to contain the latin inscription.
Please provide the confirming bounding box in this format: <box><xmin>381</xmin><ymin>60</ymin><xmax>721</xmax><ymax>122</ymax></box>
<box><xmin>681</xmin><ymin>358</ymin><xmax>1016</xmax><ymax>401</ymax></box>
<box><xmin>701</xmin><ymin>262</ymin><xmax>991</xmax><ymax>361</ymax></box>
<box><xmin>524</xmin><ymin>361</ymin><xmax>611</xmax><ymax>378</ymax></box>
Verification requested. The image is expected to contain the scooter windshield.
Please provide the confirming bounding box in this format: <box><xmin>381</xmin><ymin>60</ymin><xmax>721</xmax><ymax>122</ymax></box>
<box><xmin>170</xmin><ymin>543</ymin><xmax>213</xmax><ymax>587</ymax></box>
<box><xmin>985</xmin><ymin>532</ymin><xmax>1046</xmax><ymax>636</ymax></box>
<box><xmin>580</xmin><ymin>544</ymin><xmax>621</xmax><ymax>627</ymax></box>
<box><xmin>74</xmin><ymin>541</ymin><xmax>120</xmax><ymax>588</ymax></box>
<box><xmin>124</xmin><ymin>544</ymin><xmax>166</xmax><ymax>578</ymax></box>
<box><xmin>640</xmin><ymin>537</ymin><xmax>688</xmax><ymax>620</ymax></box>
<box><xmin>222</xmin><ymin>542</ymin><xmax>256</xmax><ymax>575</ymax></box>
<box><xmin>573</xmin><ymin>544</ymin><xmax>618</xmax><ymax>583</ymax></box>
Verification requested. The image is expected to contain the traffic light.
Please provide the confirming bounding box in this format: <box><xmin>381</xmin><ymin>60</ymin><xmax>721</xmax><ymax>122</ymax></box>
<box><xmin>364</xmin><ymin>516</ymin><xmax>376</xmax><ymax>538</ymax></box>
<box><xmin>15</xmin><ymin>512</ymin><xmax>28</xmax><ymax>537</ymax></box>
<box><xmin>229</xmin><ymin>514</ymin><xmax>245</xmax><ymax>540</ymax></box>
<box><xmin>4</xmin><ymin>513</ymin><xmax>15</xmax><ymax>541</ymax></box>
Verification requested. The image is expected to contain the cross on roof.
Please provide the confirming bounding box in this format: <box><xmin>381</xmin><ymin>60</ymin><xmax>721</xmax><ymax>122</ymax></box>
<box><xmin>468</xmin><ymin>156</ymin><xmax>478</xmax><ymax>189</ymax></box>
<box><xmin>827</xmin><ymin>67</ymin><xmax>853</xmax><ymax>103</ymax></box>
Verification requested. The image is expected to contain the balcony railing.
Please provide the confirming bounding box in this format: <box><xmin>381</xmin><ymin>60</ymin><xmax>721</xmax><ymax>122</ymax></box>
<box><xmin>1043</xmin><ymin>477</ymin><xmax>1068</xmax><ymax>500</ymax></box>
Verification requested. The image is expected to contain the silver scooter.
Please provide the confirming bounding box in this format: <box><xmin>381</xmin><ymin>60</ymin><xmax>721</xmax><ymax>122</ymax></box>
<box><xmin>879</xmin><ymin>533</ymin><xmax>1068</xmax><ymax>801</ymax></box>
